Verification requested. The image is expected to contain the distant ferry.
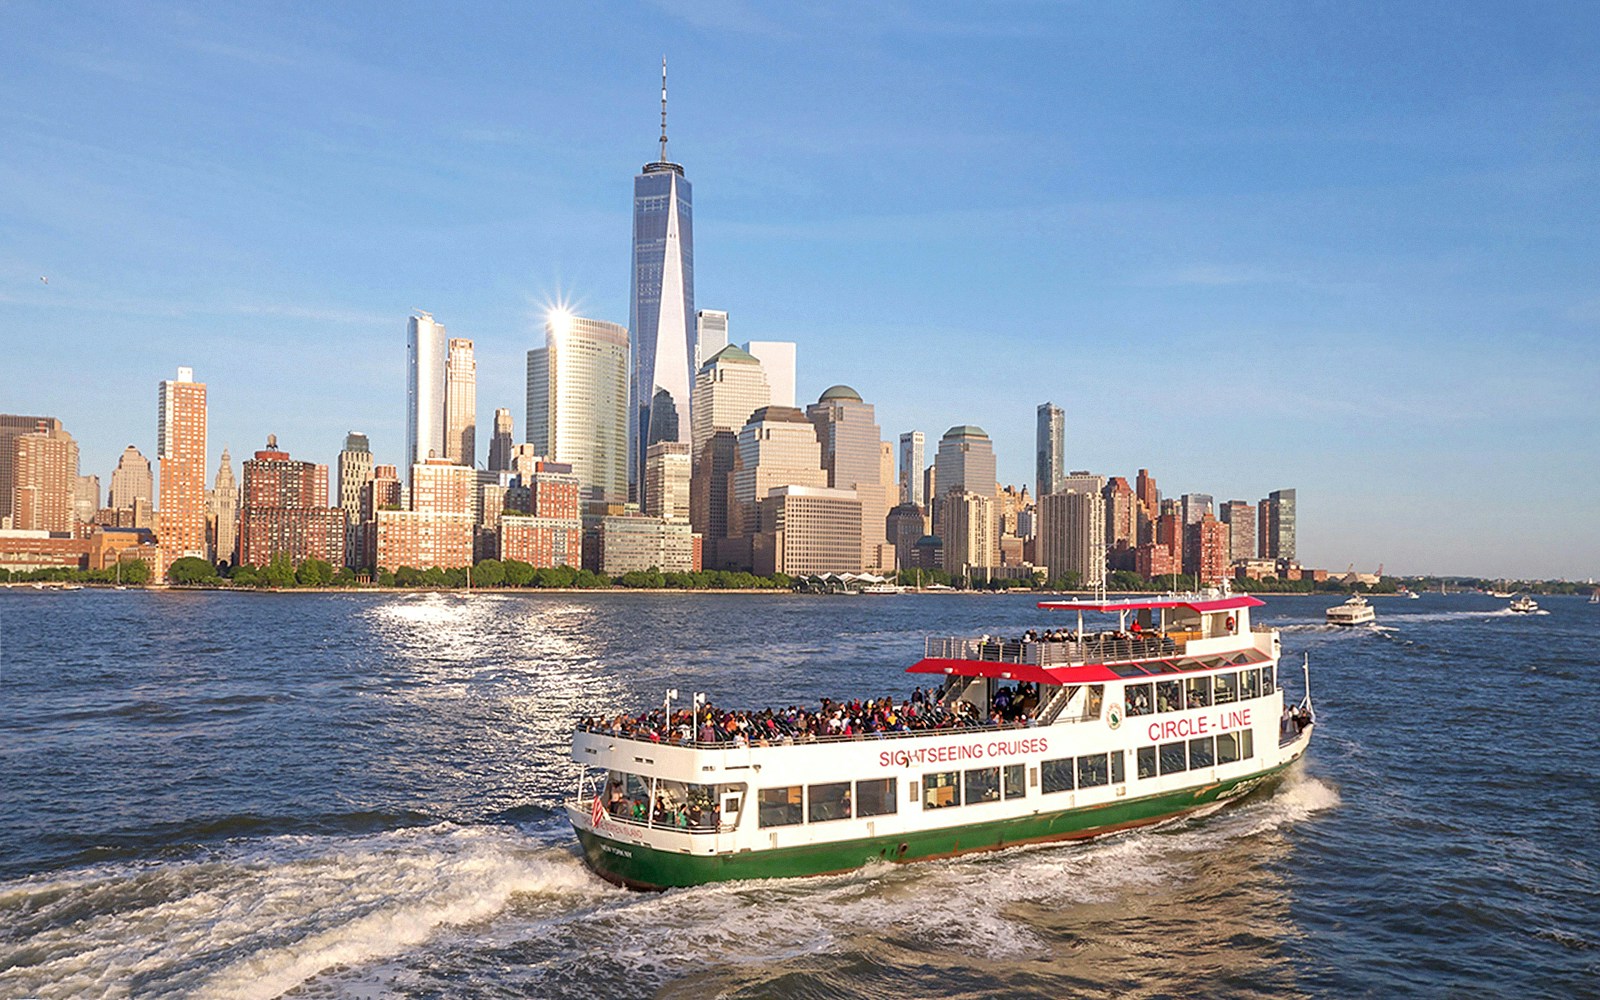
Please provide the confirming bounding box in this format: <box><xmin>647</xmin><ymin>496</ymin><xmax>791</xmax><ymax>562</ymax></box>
<box><xmin>1509</xmin><ymin>595</ymin><xmax>1539</xmax><ymax>614</ymax></box>
<box><xmin>566</xmin><ymin>588</ymin><xmax>1314</xmax><ymax>890</ymax></box>
<box><xmin>1396</xmin><ymin>587</ymin><xmax>1420</xmax><ymax>600</ymax></box>
<box><xmin>1325</xmin><ymin>594</ymin><xmax>1377</xmax><ymax>626</ymax></box>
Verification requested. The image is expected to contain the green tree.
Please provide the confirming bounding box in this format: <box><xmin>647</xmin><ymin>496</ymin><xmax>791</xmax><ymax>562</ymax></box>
<box><xmin>473</xmin><ymin>559</ymin><xmax>506</xmax><ymax>587</ymax></box>
<box><xmin>296</xmin><ymin>557</ymin><xmax>334</xmax><ymax>587</ymax></box>
<box><xmin>167</xmin><ymin>556</ymin><xmax>218</xmax><ymax>585</ymax></box>
<box><xmin>332</xmin><ymin>566</ymin><xmax>357</xmax><ymax>586</ymax></box>
<box><xmin>420</xmin><ymin>566</ymin><xmax>447</xmax><ymax>587</ymax></box>
<box><xmin>261</xmin><ymin>553</ymin><xmax>296</xmax><ymax>588</ymax></box>
<box><xmin>378</xmin><ymin>567</ymin><xmax>396</xmax><ymax>587</ymax></box>
<box><xmin>394</xmin><ymin>566</ymin><xmax>423</xmax><ymax>587</ymax></box>
<box><xmin>501</xmin><ymin>559</ymin><xmax>534</xmax><ymax>587</ymax></box>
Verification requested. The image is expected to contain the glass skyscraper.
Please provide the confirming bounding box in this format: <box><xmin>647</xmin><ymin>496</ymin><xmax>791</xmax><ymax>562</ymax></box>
<box><xmin>1036</xmin><ymin>401</ymin><xmax>1064</xmax><ymax>498</ymax></box>
<box><xmin>630</xmin><ymin>62</ymin><xmax>695</xmax><ymax>503</ymax></box>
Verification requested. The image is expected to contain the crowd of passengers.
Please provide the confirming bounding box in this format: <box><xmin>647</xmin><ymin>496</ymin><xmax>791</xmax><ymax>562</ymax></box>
<box><xmin>579</xmin><ymin>683</ymin><xmax>1044</xmax><ymax>746</ymax></box>
<box><xmin>605</xmin><ymin>782</ymin><xmax>720</xmax><ymax>829</ymax></box>
<box><xmin>1015</xmin><ymin>625</ymin><xmax>1178</xmax><ymax>647</ymax></box>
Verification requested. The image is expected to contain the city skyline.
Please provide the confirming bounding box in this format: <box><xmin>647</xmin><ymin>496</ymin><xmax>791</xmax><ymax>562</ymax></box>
<box><xmin>3</xmin><ymin>4</ymin><xmax>1598</xmax><ymax>578</ymax></box>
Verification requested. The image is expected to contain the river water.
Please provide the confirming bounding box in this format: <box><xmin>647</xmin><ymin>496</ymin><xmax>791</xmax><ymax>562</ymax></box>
<box><xmin>1</xmin><ymin>589</ymin><xmax>1596</xmax><ymax>998</ymax></box>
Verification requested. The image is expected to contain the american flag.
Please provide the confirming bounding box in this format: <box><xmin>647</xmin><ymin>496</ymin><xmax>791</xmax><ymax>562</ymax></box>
<box><xmin>590</xmin><ymin>794</ymin><xmax>606</xmax><ymax>829</ymax></box>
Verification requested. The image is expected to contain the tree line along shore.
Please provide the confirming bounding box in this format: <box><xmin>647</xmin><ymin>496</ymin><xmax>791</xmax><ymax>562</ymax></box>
<box><xmin>4</xmin><ymin>555</ymin><xmax>1579</xmax><ymax>595</ymax></box>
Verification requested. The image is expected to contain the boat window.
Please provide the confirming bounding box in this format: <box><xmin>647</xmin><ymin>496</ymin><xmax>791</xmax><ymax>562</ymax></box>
<box><xmin>1216</xmin><ymin>732</ymin><xmax>1240</xmax><ymax>764</ymax></box>
<box><xmin>1137</xmin><ymin>746</ymin><xmax>1157</xmax><ymax>779</ymax></box>
<box><xmin>1214</xmin><ymin>672</ymin><xmax>1237</xmax><ymax>704</ymax></box>
<box><xmin>1041</xmin><ymin>757</ymin><xmax>1075</xmax><ymax>794</ymax></box>
<box><xmin>1241</xmin><ymin>729</ymin><xmax>1255</xmax><ymax>759</ymax></box>
<box><xmin>1085</xmin><ymin>685</ymin><xmax>1104</xmax><ymax>720</ymax></box>
<box><xmin>603</xmin><ymin>772</ymin><xmax>652</xmax><ymax>824</ymax></box>
<box><xmin>1159</xmin><ymin>740</ymin><xmax>1188</xmax><ymax>775</ymax></box>
<box><xmin>1109</xmin><ymin>664</ymin><xmax>1148</xmax><ymax>678</ymax></box>
<box><xmin>855</xmin><ymin>777</ymin><xmax>897</xmax><ymax>817</ymax></box>
<box><xmin>1262</xmin><ymin>670</ymin><xmax>1275</xmax><ymax>697</ymax></box>
<box><xmin>1241</xmin><ymin>668</ymin><xmax>1261</xmax><ymax>700</ymax></box>
<box><xmin>757</xmin><ymin>786</ymin><xmax>804</xmax><ymax>828</ymax></box>
<box><xmin>807</xmin><ymin>781</ymin><xmax>853</xmax><ymax>823</ymax></box>
<box><xmin>1125</xmin><ymin>682</ymin><xmax>1153</xmax><ymax>717</ymax></box>
<box><xmin>654</xmin><ymin>779</ymin><xmax>719</xmax><ymax>830</ymax></box>
<box><xmin>1155</xmin><ymin>679</ymin><xmax>1183</xmax><ymax>713</ymax></box>
<box><xmin>1111</xmin><ymin>750</ymin><xmax>1125</xmax><ymax>784</ymax></box>
<box><xmin>1003</xmin><ymin>763</ymin><xmax>1026</xmax><ymax>800</ymax></box>
<box><xmin>964</xmin><ymin>767</ymin><xmax>1001</xmax><ymax>804</ymax></box>
<box><xmin>1076</xmin><ymin>753</ymin><xmax>1109</xmax><ymax>788</ymax></box>
<box><xmin>923</xmin><ymin>771</ymin><xmax>960</xmax><ymax>809</ymax></box>
<box><xmin>1185</xmin><ymin>676</ymin><xmax>1211</xmax><ymax>709</ymax></box>
<box><xmin>1189</xmin><ymin>736</ymin><xmax>1215</xmax><ymax>769</ymax></box>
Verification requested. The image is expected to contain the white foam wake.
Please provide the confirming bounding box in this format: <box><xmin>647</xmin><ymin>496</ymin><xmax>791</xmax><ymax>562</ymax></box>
<box><xmin>0</xmin><ymin>823</ymin><xmax>607</xmax><ymax>1000</ymax></box>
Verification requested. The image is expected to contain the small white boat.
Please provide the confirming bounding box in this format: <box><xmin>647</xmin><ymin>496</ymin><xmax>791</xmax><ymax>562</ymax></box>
<box><xmin>1326</xmin><ymin>594</ymin><xmax>1377</xmax><ymax>626</ymax></box>
<box><xmin>1396</xmin><ymin>587</ymin><xmax>1420</xmax><ymax>600</ymax></box>
<box><xmin>1509</xmin><ymin>595</ymin><xmax>1539</xmax><ymax>614</ymax></box>
<box><xmin>860</xmin><ymin>583</ymin><xmax>905</xmax><ymax>595</ymax></box>
<box><xmin>1488</xmin><ymin>590</ymin><xmax>1513</xmax><ymax>599</ymax></box>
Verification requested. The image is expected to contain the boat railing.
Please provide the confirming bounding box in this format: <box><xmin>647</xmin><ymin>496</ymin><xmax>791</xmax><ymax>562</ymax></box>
<box><xmin>924</xmin><ymin>634</ymin><xmax>1181</xmax><ymax>666</ymax></box>
<box><xmin>576</xmin><ymin>714</ymin><xmax>1094</xmax><ymax>752</ymax></box>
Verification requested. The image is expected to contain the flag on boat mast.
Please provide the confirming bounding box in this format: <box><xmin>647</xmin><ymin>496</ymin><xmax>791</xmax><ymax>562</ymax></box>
<box><xmin>591</xmin><ymin>792</ymin><xmax>606</xmax><ymax>829</ymax></box>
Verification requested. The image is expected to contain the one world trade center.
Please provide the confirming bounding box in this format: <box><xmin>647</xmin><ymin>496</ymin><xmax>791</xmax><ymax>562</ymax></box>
<box><xmin>629</xmin><ymin>58</ymin><xmax>695</xmax><ymax>504</ymax></box>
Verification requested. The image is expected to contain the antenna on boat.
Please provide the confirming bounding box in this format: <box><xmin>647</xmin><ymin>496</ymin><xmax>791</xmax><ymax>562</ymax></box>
<box><xmin>1301</xmin><ymin>652</ymin><xmax>1313</xmax><ymax>716</ymax></box>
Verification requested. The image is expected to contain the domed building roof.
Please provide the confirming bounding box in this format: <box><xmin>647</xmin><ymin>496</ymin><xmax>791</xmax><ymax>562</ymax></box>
<box><xmin>943</xmin><ymin>424</ymin><xmax>989</xmax><ymax>439</ymax></box>
<box><xmin>818</xmin><ymin>384</ymin><xmax>863</xmax><ymax>403</ymax></box>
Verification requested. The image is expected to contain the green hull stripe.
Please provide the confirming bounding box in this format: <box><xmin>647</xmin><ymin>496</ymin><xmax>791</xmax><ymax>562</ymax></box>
<box><xmin>575</xmin><ymin>760</ymin><xmax>1294</xmax><ymax>890</ymax></box>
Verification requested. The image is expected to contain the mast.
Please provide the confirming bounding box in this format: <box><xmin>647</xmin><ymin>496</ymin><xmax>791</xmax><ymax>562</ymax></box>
<box><xmin>658</xmin><ymin>56</ymin><xmax>669</xmax><ymax>163</ymax></box>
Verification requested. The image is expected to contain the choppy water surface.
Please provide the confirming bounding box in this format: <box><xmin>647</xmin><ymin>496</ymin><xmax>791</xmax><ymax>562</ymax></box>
<box><xmin>2</xmin><ymin>590</ymin><xmax>1596</xmax><ymax>998</ymax></box>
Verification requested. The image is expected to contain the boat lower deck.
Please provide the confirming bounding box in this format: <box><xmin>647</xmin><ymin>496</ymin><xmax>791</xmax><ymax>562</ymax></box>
<box><xmin>570</xmin><ymin>741</ymin><xmax>1308</xmax><ymax>890</ymax></box>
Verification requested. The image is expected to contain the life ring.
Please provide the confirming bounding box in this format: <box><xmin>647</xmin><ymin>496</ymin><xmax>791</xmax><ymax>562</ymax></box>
<box><xmin>1225</xmin><ymin>615</ymin><xmax>1236</xmax><ymax>631</ymax></box>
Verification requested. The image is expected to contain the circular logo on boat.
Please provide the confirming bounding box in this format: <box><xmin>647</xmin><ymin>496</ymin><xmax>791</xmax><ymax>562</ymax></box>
<box><xmin>1107</xmin><ymin>703</ymin><xmax>1123</xmax><ymax>730</ymax></box>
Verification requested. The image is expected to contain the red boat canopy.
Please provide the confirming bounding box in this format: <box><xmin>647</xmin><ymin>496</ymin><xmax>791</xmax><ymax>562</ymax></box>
<box><xmin>1035</xmin><ymin>595</ymin><xmax>1265</xmax><ymax>614</ymax></box>
<box><xmin>906</xmin><ymin>657</ymin><xmax>1126</xmax><ymax>683</ymax></box>
<box><xmin>906</xmin><ymin>646</ymin><xmax>1270</xmax><ymax>683</ymax></box>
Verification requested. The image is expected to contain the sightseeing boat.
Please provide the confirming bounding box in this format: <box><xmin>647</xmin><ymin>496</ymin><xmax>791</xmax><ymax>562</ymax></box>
<box><xmin>565</xmin><ymin>589</ymin><xmax>1315</xmax><ymax>890</ymax></box>
<box><xmin>1509</xmin><ymin>594</ymin><xmax>1539</xmax><ymax>614</ymax></box>
<box><xmin>1325</xmin><ymin>594</ymin><xmax>1377</xmax><ymax>626</ymax></box>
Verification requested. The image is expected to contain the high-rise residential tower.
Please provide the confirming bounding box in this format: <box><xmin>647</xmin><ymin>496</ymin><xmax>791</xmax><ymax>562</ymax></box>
<box><xmin>527</xmin><ymin>313</ymin><xmax>630</xmax><ymax>503</ymax></box>
<box><xmin>1036</xmin><ymin>402</ymin><xmax>1064</xmax><ymax>499</ymax></box>
<box><xmin>1262</xmin><ymin>488</ymin><xmax>1297</xmax><ymax>562</ymax></box>
<box><xmin>406</xmin><ymin>312</ymin><xmax>448</xmax><ymax>475</ymax></box>
<box><xmin>630</xmin><ymin>59</ymin><xmax>696</xmax><ymax>503</ymax></box>
<box><xmin>0</xmin><ymin>415</ymin><xmax>60</xmax><ymax>527</ymax></box>
<box><xmin>337</xmin><ymin>432</ymin><xmax>373</xmax><ymax>568</ymax></box>
<box><xmin>444</xmin><ymin>337</ymin><xmax>477</xmax><ymax>466</ymax></box>
<box><xmin>109</xmin><ymin>445</ymin><xmax>154</xmax><ymax>511</ymax></box>
<box><xmin>1181</xmin><ymin>493</ymin><xmax>1214</xmax><ymax>526</ymax></box>
<box><xmin>1220</xmin><ymin>500</ymin><xmax>1256</xmax><ymax>566</ymax></box>
<box><xmin>9</xmin><ymin>419</ymin><xmax>78</xmax><ymax>533</ymax></box>
<box><xmin>488</xmin><ymin>408</ymin><xmax>514</xmax><ymax>472</ymax></box>
<box><xmin>239</xmin><ymin>435</ymin><xmax>344</xmax><ymax>567</ymax></box>
<box><xmin>158</xmin><ymin>367</ymin><xmax>208</xmax><ymax>560</ymax></box>
<box><xmin>898</xmin><ymin>431</ymin><xmax>925</xmax><ymax>507</ymax></box>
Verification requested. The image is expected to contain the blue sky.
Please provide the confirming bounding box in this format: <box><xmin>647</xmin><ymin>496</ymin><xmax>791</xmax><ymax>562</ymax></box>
<box><xmin>3</xmin><ymin>1</ymin><xmax>1597</xmax><ymax>578</ymax></box>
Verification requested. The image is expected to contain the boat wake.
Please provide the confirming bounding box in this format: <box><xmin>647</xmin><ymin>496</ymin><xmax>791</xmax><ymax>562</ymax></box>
<box><xmin>0</xmin><ymin>776</ymin><xmax>1341</xmax><ymax>999</ymax></box>
<box><xmin>0</xmin><ymin>823</ymin><xmax>607</xmax><ymax>1000</ymax></box>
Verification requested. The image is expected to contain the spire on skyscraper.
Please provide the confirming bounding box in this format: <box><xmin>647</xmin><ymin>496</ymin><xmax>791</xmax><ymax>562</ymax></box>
<box><xmin>659</xmin><ymin>56</ymin><xmax>669</xmax><ymax>164</ymax></box>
